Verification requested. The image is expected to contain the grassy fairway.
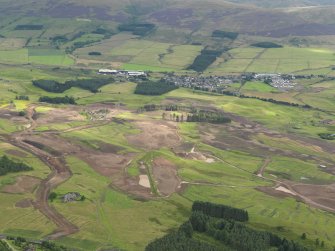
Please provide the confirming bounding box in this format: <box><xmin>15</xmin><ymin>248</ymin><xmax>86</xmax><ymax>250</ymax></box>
<box><xmin>53</xmin><ymin>157</ymin><xmax>190</xmax><ymax>251</ymax></box>
<box><xmin>0</xmin><ymin>142</ymin><xmax>56</xmax><ymax>239</ymax></box>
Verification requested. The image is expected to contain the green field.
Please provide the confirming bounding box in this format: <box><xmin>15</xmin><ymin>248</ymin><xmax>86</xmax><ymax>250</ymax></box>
<box><xmin>0</xmin><ymin>2</ymin><xmax>335</xmax><ymax>250</ymax></box>
<box><xmin>209</xmin><ymin>47</ymin><xmax>335</xmax><ymax>74</ymax></box>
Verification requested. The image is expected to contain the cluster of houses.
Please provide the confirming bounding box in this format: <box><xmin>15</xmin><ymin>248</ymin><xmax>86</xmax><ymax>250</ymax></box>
<box><xmin>163</xmin><ymin>74</ymin><xmax>242</xmax><ymax>91</ymax></box>
<box><xmin>254</xmin><ymin>73</ymin><xmax>297</xmax><ymax>90</ymax></box>
<box><xmin>98</xmin><ymin>69</ymin><xmax>147</xmax><ymax>77</ymax></box>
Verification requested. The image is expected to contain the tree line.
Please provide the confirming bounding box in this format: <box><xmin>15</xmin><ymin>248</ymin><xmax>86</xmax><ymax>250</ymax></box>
<box><xmin>0</xmin><ymin>155</ymin><xmax>32</xmax><ymax>176</ymax></box>
<box><xmin>212</xmin><ymin>30</ymin><xmax>239</xmax><ymax>40</ymax></box>
<box><xmin>15</xmin><ymin>95</ymin><xmax>29</xmax><ymax>100</ymax></box>
<box><xmin>146</xmin><ymin>201</ymin><xmax>311</xmax><ymax>251</ymax></box>
<box><xmin>6</xmin><ymin>236</ymin><xmax>69</xmax><ymax>251</ymax></box>
<box><xmin>15</xmin><ymin>24</ymin><xmax>43</xmax><ymax>30</ymax></box>
<box><xmin>190</xmin><ymin>211</ymin><xmax>310</xmax><ymax>251</ymax></box>
<box><xmin>33</xmin><ymin>77</ymin><xmax>114</xmax><ymax>93</ymax></box>
<box><xmin>138</xmin><ymin>104</ymin><xmax>190</xmax><ymax>113</ymax></box>
<box><xmin>137</xmin><ymin>104</ymin><xmax>231</xmax><ymax>124</ymax></box>
<box><xmin>118</xmin><ymin>23</ymin><xmax>155</xmax><ymax>36</ymax></box>
<box><xmin>39</xmin><ymin>96</ymin><xmax>76</xmax><ymax>105</ymax></box>
<box><xmin>135</xmin><ymin>80</ymin><xmax>178</xmax><ymax>95</ymax></box>
<box><xmin>251</xmin><ymin>42</ymin><xmax>283</xmax><ymax>48</ymax></box>
<box><xmin>186</xmin><ymin>111</ymin><xmax>231</xmax><ymax>124</ymax></box>
<box><xmin>146</xmin><ymin>221</ymin><xmax>220</xmax><ymax>251</ymax></box>
<box><xmin>193</xmin><ymin>87</ymin><xmax>312</xmax><ymax>109</ymax></box>
<box><xmin>192</xmin><ymin>201</ymin><xmax>248</xmax><ymax>222</ymax></box>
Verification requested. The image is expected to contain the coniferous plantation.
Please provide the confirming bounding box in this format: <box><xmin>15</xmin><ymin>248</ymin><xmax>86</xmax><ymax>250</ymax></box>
<box><xmin>146</xmin><ymin>201</ymin><xmax>311</xmax><ymax>251</ymax></box>
<box><xmin>0</xmin><ymin>155</ymin><xmax>32</xmax><ymax>176</ymax></box>
<box><xmin>33</xmin><ymin>78</ymin><xmax>114</xmax><ymax>93</ymax></box>
<box><xmin>134</xmin><ymin>80</ymin><xmax>178</xmax><ymax>95</ymax></box>
<box><xmin>39</xmin><ymin>96</ymin><xmax>76</xmax><ymax>104</ymax></box>
<box><xmin>188</xmin><ymin>49</ymin><xmax>224</xmax><ymax>72</ymax></box>
<box><xmin>186</xmin><ymin>111</ymin><xmax>232</xmax><ymax>124</ymax></box>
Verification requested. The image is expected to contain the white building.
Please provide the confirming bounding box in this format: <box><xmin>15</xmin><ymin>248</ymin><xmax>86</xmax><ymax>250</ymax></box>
<box><xmin>128</xmin><ymin>71</ymin><xmax>146</xmax><ymax>77</ymax></box>
<box><xmin>98</xmin><ymin>69</ymin><xmax>118</xmax><ymax>74</ymax></box>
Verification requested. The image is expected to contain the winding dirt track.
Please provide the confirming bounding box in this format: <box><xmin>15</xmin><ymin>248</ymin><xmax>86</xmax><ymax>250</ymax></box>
<box><xmin>6</xmin><ymin>106</ymin><xmax>78</xmax><ymax>239</ymax></box>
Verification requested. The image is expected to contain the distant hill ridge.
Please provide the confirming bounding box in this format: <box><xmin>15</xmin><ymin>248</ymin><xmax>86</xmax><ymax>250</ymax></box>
<box><xmin>0</xmin><ymin>0</ymin><xmax>334</xmax><ymax>36</ymax></box>
<box><xmin>225</xmin><ymin>0</ymin><xmax>335</xmax><ymax>8</ymax></box>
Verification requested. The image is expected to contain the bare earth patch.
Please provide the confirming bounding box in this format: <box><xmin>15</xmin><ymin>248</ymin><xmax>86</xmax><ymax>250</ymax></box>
<box><xmin>127</xmin><ymin>120</ymin><xmax>181</xmax><ymax>150</ymax></box>
<box><xmin>15</xmin><ymin>198</ymin><xmax>33</xmax><ymax>208</ymax></box>
<box><xmin>139</xmin><ymin>175</ymin><xmax>151</xmax><ymax>188</ymax></box>
<box><xmin>275</xmin><ymin>186</ymin><xmax>297</xmax><ymax>196</ymax></box>
<box><xmin>152</xmin><ymin>157</ymin><xmax>181</xmax><ymax>196</ymax></box>
<box><xmin>5</xmin><ymin>149</ymin><xmax>28</xmax><ymax>158</ymax></box>
<box><xmin>36</xmin><ymin>108</ymin><xmax>85</xmax><ymax>124</ymax></box>
<box><xmin>2</xmin><ymin>176</ymin><xmax>40</xmax><ymax>194</ymax></box>
<box><xmin>291</xmin><ymin>183</ymin><xmax>335</xmax><ymax>210</ymax></box>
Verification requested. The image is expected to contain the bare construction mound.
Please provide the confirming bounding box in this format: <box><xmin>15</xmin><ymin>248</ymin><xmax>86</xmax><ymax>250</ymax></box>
<box><xmin>152</xmin><ymin>157</ymin><xmax>181</xmax><ymax>196</ymax></box>
<box><xmin>127</xmin><ymin>120</ymin><xmax>181</xmax><ymax>150</ymax></box>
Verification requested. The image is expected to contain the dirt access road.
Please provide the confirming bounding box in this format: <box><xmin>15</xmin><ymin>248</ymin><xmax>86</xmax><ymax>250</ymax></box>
<box><xmin>6</xmin><ymin>105</ymin><xmax>78</xmax><ymax>239</ymax></box>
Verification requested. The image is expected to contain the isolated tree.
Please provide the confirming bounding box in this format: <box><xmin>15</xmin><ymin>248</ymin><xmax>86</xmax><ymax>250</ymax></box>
<box><xmin>49</xmin><ymin>192</ymin><xmax>57</xmax><ymax>202</ymax></box>
<box><xmin>301</xmin><ymin>233</ymin><xmax>306</xmax><ymax>240</ymax></box>
<box><xmin>176</xmin><ymin>115</ymin><xmax>180</xmax><ymax>122</ymax></box>
<box><xmin>162</xmin><ymin>112</ymin><xmax>166</xmax><ymax>120</ymax></box>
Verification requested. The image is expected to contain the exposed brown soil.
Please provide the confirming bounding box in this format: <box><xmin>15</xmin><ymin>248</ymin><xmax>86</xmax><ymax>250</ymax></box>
<box><xmin>15</xmin><ymin>199</ymin><xmax>33</xmax><ymax>208</ymax></box>
<box><xmin>35</xmin><ymin>107</ymin><xmax>84</xmax><ymax>124</ymax></box>
<box><xmin>257</xmin><ymin>157</ymin><xmax>272</xmax><ymax>177</ymax></box>
<box><xmin>2</xmin><ymin>176</ymin><xmax>40</xmax><ymax>194</ymax></box>
<box><xmin>127</xmin><ymin>120</ymin><xmax>181</xmax><ymax>150</ymax></box>
<box><xmin>4</xmin><ymin>105</ymin><xmax>78</xmax><ymax>240</ymax></box>
<box><xmin>290</xmin><ymin>183</ymin><xmax>335</xmax><ymax>210</ymax></box>
<box><xmin>152</xmin><ymin>157</ymin><xmax>181</xmax><ymax>196</ymax></box>
<box><xmin>5</xmin><ymin>149</ymin><xmax>28</xmax><ymax>157</ymax></box>
<box><xmin>111</xmin><ymin>175</ymin><xmax>152</xmax><ymax>199</ymax></box>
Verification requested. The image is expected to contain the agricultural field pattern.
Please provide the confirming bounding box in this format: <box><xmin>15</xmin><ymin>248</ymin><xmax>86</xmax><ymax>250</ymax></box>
<box><xmin>0</xmin><ymin>0</ymin><xmax>334</xmax><ymax>251</ymax></box>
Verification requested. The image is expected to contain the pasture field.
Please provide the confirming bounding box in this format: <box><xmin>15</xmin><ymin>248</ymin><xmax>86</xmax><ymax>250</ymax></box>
<box><xmin>241</xmin><ymin>81</ymin><xmax>277</xmax><ymax>92</ymax></box>
<box><xmin>0</xmin><ymin>48</ymin><xmax>74</xmax><ymax>66</ymax></box>
<box><xmin>75</xmin><ymin>36</ymin><xmax>202</xmax><ymax>71</ymax></box>
<box><xmin>28</xmin><ymin>48</ymin><xmax>74</xmax><ymax>66</ymax></box>
<box><xmin>209</xmin><ymin>47</ymin><xmax>335</xmax><ymax>74</ymax></box>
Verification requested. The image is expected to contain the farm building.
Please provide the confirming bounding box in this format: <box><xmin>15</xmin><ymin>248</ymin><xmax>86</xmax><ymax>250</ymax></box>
<box><xmin>128</xmin><ymin>71</ymin><xmax>146</xmax><ymax>77</ymax></box>
<box><xmin>98</xmin><ymin>69</ymin><xmax>118</xmax><ymax>74</ymax></box>
<box><xmin>63</xmin><ymin>192</ymin><xmax>81</xmax><ymax>203</ymax></box>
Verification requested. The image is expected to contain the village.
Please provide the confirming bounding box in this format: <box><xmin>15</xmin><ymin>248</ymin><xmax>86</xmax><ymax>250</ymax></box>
<box><xmin>99</xmin><ymin>68</ymin><xmax>299</xmax><ymax>92</ymax></box>
<box><xmin>162</xmin><ymin>73</ymin><xmax>298</xmax><ymax>92</ymax></box>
